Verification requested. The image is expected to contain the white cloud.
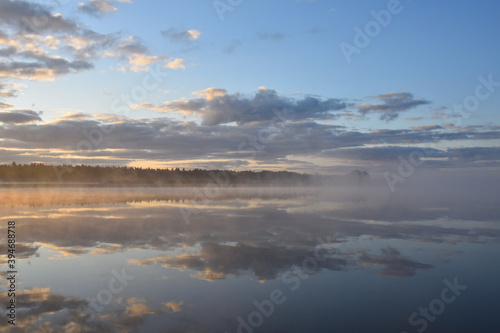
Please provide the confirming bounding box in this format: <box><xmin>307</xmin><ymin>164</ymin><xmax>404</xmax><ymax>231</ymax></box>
<box><xmin>186</xmin><ymin>29</ymin><xmax>202</xmax><ymax>40</ymax></box>
<box><xmin>165</xmin><ymin>58</ymin><xmax>186</xmax><ymax>70</ymax></box>
<box><xmin>78</xmin><ymin>0</ymin><xmax>132</xmax><ymax>17</ymax></box>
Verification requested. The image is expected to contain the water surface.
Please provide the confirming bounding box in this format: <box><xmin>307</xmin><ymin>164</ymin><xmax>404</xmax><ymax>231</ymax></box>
<box><xmin>0</xmin><ymin>186</ymin><xmax>499</xmax><ymax>332</ymax></box>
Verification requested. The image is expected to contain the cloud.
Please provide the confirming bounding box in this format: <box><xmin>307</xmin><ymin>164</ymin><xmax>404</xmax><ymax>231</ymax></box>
<box><xmin>134</xmin><ymin>88</ymin><xmax>436</xmax><ymax>128</ymax></box>
<box><xmin>78</xmin><ymin>0</ymin><xmax>132</xmax><ymax>17</ymax></box>
<box><xmin>0</xmin><ymin>82</ymin><xmax>20</xmax><ymax>98</ymax></box>
<box><xmin>114</xmin><ymin>36</ymin><xmax>149</xmax><ymax>55</ymax></box>
<box><xmin>161</xmin><ymin>27</ymin><xmax>202</xmax><ymax>43</ymax></box>
<box><xmin>0</xmin><ymin>101</ymin><xmax>13</xmax><ymax>109</ymax></box>
<box><xmin>135</xmin><ymin>87</ymin><xmax>346</xmax><ymax>126</ymax></box>
<box><xmin>0</xmin><ymin>1</ymin><xmax>107</xmax><ymax>80</ymax></box>
<box><xmin>0</xmin><ymin>1</ymin><xmax>173</xmax><ymax>79</ymax></box>
<box><xmin>223</xmin><ymin>39</ymin><xmax>242</xmax><ymax>54</ymax></box>
<box><xmin>322</xmin><ymin>146</ymin><xmax>443</xmax><ymax>162</ymax></box>
<box><xmin>0</xmin><ymin>242</ymin><xmax>39</xmax><ymax>259</ymax></box>
<box><xmin>131</xmin><ymin>242</ymin><xmax>349</xmax><ymax>281</ymax></box>
<box><xmin>163</xmin><ymin>301</ymin><xmax>184</xmax><ymax>313</ymax></box>
<box><xmin>112</xmin><ymin>36</ymin><xmax>158</xmax><ymax>72</ymax></box>
<box><xmin>165</xmin><ymin>58</ymin><xmax>186</xmax><ymax>70</ymax></box>
<box><xmin>0</xmin><ymin>0</ymin><xmax>78</xmax><ymax>35</ymax></box>
<box><xmin>432</xmin><ymin>110</ymin><xmax>461</xmax><ymax>120</ymax></box>
<box><xmin>124</xmin><ymin>298</ymin><xmax>156</xmax><ymax>317</ymax></box>
<box><xmin>409</xmin><ymin>125</ymin><xmax>442</xmax><ymax>131</ymax></box>
<box><xmin>0</xmin><ymin>285</ymin><xmax>168</xmax><ymax>332</ymax></box>
<box><xmin>128</xmin><ymin>54</ymin><xmax>161</xmax><ymax>72</ymax></box>
<box><xmin>0</xmin><ymin>86</ymin><xmax>497</xmax><ymax>172</ymax></box>
<box><xmin>0</xmin><ymin>287</ymin><xmax>89</xmax><ymax>332</ymax></box>
<box><xmin>0</xmin><ymin>54</ymin><xmax>94</xmax><ymax>80</ymax></box>
<box><xmin>0</xmin><ymin>81</ymin><xmax>23</xmax><ymax>116</ymax></box>
<box><xmin>0</xmin><ymin>109</ymin><xmax>42</xmax><ymax>123</ymax></box>
<box><xmin>306</xmin><ymin>27</ymin><xmax>321</xmax><ymax>34</ymax></box>
<box><xmin>0</xmin><ymin>110</ymin><xmax>498</xmax><ymax>170</ymax></box>
<box><xmin>110</xmin><ymin>36</ymin><xmax>186</xmax><ymax>71</ymax></box>
<box><xmin>320</xmin><ymin>143</ymin><xmax>500</xmax><ymax>175</ymax></box>
<box><xmin>448</xmin><ymin>147</ymin><xmax>500</xmax><ymax>162</ymax></box>
<box><xmin>359</xmin><ymin>247</ymin><xmax>433</xmax><ymax>278</ymax></box>
<box><xmin>357</xmin><ymin>92</ymin><xmax>431</xmax><ymax>121</ymax></box>
<box><xmin>256</xmin><ymin>31</ymin><xmax>285</xmax><ymax>41</ymax></box>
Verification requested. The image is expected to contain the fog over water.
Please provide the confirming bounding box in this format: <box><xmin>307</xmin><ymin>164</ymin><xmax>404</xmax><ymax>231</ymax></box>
<box><xmin>0</xmin><ymin>175</ymin><xmax>499</xmax><ymax>332</ymax></box>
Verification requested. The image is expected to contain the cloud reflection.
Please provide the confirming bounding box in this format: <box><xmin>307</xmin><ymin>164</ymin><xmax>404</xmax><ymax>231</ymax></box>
<box><xmin>1</xmin><ymin>187</ymin><xmax>498</xmax><ymax>271</ymax></box>
<box><xmin>359</xmin><ymin>247</ymin><xmax>433</xmax><ymax>278</ymax></box>
<box><xmin>0</xmin><ymin>287</ymin><xmax>184</xmax><ymax>333</ymax></box>
<box><xmin>130</xmin><ymin>242</ymin><xmax>349</xmax><ymax>281</ymax></box>
<box><xmin>1</xmin><ymin>186</ymin><xmax>498</xmax><ymax>332</ymax></box>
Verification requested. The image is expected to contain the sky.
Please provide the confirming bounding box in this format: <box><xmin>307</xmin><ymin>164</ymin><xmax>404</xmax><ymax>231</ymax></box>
<box><xmin>0</xmin><ymin>0</ymin><xmax>499</xmax><ymax>178</ymax></box>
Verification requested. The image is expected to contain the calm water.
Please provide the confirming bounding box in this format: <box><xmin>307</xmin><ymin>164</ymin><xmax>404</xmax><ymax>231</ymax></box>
<box><xmin>0</xmin><ymin>186</ymin><xmax>499</xmax><ymax>333</ymax></box>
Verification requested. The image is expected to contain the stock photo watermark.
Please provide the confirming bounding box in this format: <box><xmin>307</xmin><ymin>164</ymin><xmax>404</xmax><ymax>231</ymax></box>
<box><xmin>81</xmin><ymin>267</ymin><xmax>135</xmax><ymax>323</ymax></box>
<box><xmin>230</xmin><ymin>233</ymin><xmax>341</xmax><ymax>333</ymax></box>
<box><xmin>213</xmin><ymin>0</ymin><xmax>244</xmax><ymax>21</ymax></box>
<box><xmin>5</xmin><ymin>220</ymin><xmax>17</xmax><ymax>326</ymax></box>
<box><xmin>400</xmin><ymin>277</ymin><xmax>467</xmax><ymax>333</ymax></box>
<box><xmin>339</xmin><ymin>0</ymin><xmax>407</xmax><ymax>64</ymax></box>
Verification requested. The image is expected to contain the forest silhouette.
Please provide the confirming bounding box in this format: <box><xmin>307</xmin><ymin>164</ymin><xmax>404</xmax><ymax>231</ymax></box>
<box><xmin>0</xmin><ymin>162</ymin><xmax>370</xmax><ymax>187</ymax></box>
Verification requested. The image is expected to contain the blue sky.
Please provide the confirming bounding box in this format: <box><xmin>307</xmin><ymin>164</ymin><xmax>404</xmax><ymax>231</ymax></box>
<box><xmin>0</xmin><ymin>0</ymin><xmax>499</xmax><ymax>177</ymax></box>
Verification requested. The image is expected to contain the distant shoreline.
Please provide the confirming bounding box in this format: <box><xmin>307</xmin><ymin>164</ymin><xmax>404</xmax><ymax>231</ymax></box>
<box><xmin>0</xmin><ymin>163</ymin><xmax>371</xmax><ymax>187</ymax></box>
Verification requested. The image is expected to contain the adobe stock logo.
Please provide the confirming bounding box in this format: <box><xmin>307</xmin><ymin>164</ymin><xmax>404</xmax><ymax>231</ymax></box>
<box><xmin>213</xmin><ymin>0</ymin><xmax>244</xmax><ymax>21</ymax></box>
<box><xmin>339</xmin><ymin>0</ymin><xmax>407</xmax><ymax>64</ymax></box>
<box><xmin>230</xmin><ymin>233</ymin><xmax>342</xmax><ymax>333</ymax></box>
<box><xmin>400</xmin><ymin>277</ymin><xmax>467</xmax><ymax>333</ymax></box>
<box><xmin>81</xmin><ymin>268</ymin><xmax>135</xmax><ymax>323</ymax></box>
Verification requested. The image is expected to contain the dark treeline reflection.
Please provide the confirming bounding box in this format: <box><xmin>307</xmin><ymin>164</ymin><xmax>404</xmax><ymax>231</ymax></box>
<box><xmin>0</xmin><ymin>187</ymin><xmax>315</xmax><ymax>207</ymax></box>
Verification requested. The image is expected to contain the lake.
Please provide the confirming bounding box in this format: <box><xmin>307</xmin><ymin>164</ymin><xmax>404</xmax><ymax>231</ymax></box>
<box><xmin>0</xmin><ymin>185</ymin><xmax>499</xmax><ymax>332</ymax></box>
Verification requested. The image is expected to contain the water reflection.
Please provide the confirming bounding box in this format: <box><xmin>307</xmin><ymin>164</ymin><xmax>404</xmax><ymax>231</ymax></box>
<box><xmin>0</xmin><ymin>187</ymin><xmax>499</xmax><ymax>332</ymax></box>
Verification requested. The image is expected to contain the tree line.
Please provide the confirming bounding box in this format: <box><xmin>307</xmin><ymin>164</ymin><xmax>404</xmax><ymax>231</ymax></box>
<box><xmin>0</xmin><ymin>162</ymin><xmax>370</xmax><ymax>187</ymax></box>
